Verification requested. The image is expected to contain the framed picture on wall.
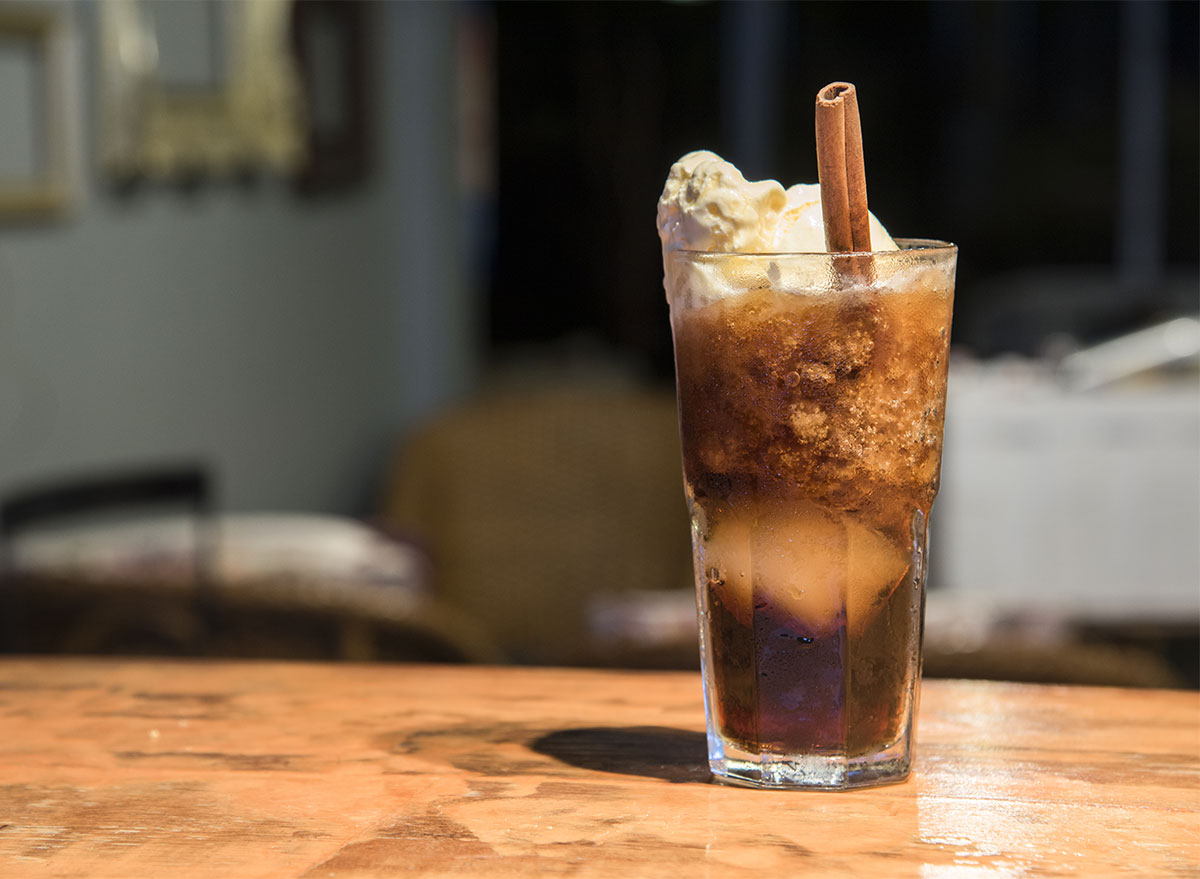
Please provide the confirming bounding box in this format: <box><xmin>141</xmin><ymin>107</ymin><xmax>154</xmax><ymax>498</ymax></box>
<box><xmin>289</xmin><ymin>0</ymin><xmax>371</xmax><ymax>194</ymax></box>
<box><xmin>98</xmin><ymin>0</ymin><xmax>306</xmax><ymax>181</ymax></box>
<box><xmin>0</xmin><ymin>5</ymin><xmax>73</xmax><ymax>218</ymax></box>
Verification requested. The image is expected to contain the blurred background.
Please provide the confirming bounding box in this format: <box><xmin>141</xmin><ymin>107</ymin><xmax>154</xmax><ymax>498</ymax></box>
<box><xmin>0</xmin><ymin>1</ymin><xmax>1196</xmax><ymax>686</ymax></box>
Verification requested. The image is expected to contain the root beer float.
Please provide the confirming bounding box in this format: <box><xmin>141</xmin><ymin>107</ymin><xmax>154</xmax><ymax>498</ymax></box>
<box><xmin>658</xmin><ymin>83</ymin><xmax>956</xmax><ymax>789</ymax></box>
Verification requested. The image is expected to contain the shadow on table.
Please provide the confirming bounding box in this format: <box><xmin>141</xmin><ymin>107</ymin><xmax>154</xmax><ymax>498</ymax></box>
<box><xmin>530</xmin><ymin>726</ymin><xmax>710</xmax><ymax>784</ymax></box>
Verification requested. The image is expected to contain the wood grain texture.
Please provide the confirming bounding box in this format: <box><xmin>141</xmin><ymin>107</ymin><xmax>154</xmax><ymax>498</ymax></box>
<box><xmin>0</xmin><ymin>659</ymin><xmax>1196</xmax><ymax>878</ymax></box>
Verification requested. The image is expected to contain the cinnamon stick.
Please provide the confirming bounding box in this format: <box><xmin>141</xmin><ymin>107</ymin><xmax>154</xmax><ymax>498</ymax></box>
<box><xmin>815</xmin><ymin>82</ymin><xmax>872</xmax><ymax>252</ymax></box>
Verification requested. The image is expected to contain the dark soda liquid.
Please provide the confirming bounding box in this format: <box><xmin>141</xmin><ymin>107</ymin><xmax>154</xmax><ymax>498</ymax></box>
<box><xmin>672</xmin><ymin>273</ymin><xmax>951</xmax><ymax>760</ymax></box>
<box><xmin>702</xmin><ymin>550</ymin><xmax>922</xmax><ymax>755</ymax></box>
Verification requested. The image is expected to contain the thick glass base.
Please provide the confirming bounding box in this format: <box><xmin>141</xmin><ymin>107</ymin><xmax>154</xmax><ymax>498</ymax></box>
<box><xmin>708</xmin><ymin>732</ymin><xmax>912</xmax><ymax>790</ymax></box>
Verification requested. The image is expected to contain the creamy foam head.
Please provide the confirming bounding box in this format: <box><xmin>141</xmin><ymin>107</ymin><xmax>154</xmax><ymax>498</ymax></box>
<box><xmin>656</xmin><ymin>150</ymin><xmax>898</xmax><ymax>254</ymax></box>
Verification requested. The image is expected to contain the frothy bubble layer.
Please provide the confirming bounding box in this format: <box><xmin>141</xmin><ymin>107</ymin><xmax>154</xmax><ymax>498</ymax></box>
<box><xmin>664</xmin><ymin>249</ymin><xmax>955</xmax><ymax>309</ymax></box>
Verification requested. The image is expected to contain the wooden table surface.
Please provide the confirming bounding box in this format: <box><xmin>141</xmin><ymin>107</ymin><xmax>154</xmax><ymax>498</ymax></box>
<box><xmin>0</xmin><ymin>659</ymin><xmax>1196</xmax><ymax>878</ymax></box>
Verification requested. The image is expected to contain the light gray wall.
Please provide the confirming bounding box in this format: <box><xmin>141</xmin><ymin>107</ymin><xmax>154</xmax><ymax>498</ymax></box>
<box><xmin>0</xmin><ymin>0</ymin><xmax>474</xmax><ymax>514</ymax></box>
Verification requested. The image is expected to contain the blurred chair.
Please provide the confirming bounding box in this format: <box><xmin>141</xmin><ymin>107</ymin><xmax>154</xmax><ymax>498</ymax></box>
<box><xmin>0</xmin><ymin>464</ymin><xmax>214</xmax><ymax>655</ymax></box>
<box><xmin>0</xmin><ymin>466</ymin><xmax>498</xmax><ymax>663</ymax></box>
<box><xmin>380</xmin><ymin>380</ymin><xmax>697</xmax><ymax>667</ymax></box>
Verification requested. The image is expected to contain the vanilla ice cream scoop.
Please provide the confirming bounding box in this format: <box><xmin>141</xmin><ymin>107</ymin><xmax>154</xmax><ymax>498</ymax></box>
<box><xmin>656</xmin><ymin>150</ymin><xmax>897</xmax><ymax>254</ymax></box>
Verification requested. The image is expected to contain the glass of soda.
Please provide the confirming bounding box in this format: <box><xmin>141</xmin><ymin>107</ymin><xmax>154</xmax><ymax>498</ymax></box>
<box><xmin>666</xmin><ymin>241</ymin><xmax>956</xmax><ymax>789</ymax></box>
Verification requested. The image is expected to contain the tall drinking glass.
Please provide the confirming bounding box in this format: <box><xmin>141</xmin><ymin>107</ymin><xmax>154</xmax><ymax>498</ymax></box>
<box><xmin>666</xmin><ymin>241</ymin><xmax>956</xmax><ymax>789</ymax></box>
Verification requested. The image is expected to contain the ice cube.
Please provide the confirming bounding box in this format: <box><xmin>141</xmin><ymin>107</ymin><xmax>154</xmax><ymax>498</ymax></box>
<box><xmin>844</xmin><ymin>515</ymin><xmax>912</xmax><ymax>635</ymax></box>
<box><xmin>699</xmin><ymin>501</ymin><xmax>910</xmax><ymax>637</ymax></box>
<box><xmin>700</xmin><ymin>509</ymin><xmax>755</xmax><ymax>627</ymax></box>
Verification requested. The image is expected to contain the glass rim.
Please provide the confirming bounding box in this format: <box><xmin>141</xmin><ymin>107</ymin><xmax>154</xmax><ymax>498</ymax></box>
<box><xmin>670</xmin><ymin>238</ymin><xmax>956</xmax><ymax>258</ymax></box>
